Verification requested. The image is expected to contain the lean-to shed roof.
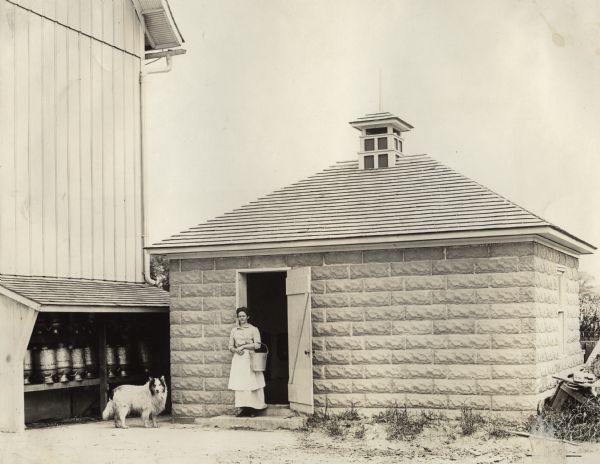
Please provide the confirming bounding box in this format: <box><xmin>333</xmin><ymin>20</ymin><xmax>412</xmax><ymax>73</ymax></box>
<box><xmin>151</xmin><ymin>154</ymin><xmax>594</xmax><ymax>254</ymax></box>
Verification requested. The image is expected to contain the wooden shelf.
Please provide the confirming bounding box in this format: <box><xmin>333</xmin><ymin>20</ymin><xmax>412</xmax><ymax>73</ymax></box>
<box><xmin>24</xmin><ymin>378</ymin><xmax>100</xmax><ymax>393</ymax></box>
<box><xmin>108</xmin><ymin>374</ymin><xmax>146</xmax><ymax>385</ymax></box>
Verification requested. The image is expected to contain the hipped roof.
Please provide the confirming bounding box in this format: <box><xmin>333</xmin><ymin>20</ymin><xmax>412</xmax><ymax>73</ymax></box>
<box><xmin>151</xmin><ymin>154</ymin><xmax>594</xmax><ymax>255</ymax></box>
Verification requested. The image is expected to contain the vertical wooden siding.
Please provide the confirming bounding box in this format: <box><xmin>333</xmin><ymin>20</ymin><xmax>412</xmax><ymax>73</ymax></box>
<box><xmin>0</xmin><ymin>0</ymin><xmax>144</xmax><ymax>282</ymax></box>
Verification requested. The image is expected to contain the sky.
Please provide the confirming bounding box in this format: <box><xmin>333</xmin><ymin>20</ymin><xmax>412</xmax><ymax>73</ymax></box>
<box><xmin>145</xmin><ymin>0</ymin><xmax>600</xmax><ymax>280</ymax></box>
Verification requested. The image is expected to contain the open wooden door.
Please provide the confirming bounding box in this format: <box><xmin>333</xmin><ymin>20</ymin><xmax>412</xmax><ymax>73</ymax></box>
<box><xmin>286</xmin><ymin>267</ymin><xmax>314</xmax><ymax>414</ymax></box>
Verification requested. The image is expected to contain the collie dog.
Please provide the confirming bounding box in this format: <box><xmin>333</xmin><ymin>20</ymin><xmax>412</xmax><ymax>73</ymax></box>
<box><xmin>102</xmin><ymin>376</ymin><xmax>168</xmax><ymax>428</ymax></box>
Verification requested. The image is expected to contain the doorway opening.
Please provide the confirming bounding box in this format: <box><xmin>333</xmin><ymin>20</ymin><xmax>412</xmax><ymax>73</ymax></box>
<box><xmin>246</xmin><ymin>272</ymin><xmax>288</xmax><ymax>405</ymax></box>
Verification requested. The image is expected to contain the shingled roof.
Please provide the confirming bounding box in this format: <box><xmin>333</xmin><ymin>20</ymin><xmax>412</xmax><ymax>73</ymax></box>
<box><xmin>0</xmin><ymin>275</ymin><xmax>169</xmax><ymax>309</ymax></box>
<box><xmin>151</xmin><ymin>154</ymin><xmax>593</xmax><ymax>254</ymax></box>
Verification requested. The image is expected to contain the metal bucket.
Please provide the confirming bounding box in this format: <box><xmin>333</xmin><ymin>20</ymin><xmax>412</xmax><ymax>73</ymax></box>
<box><xmin>250</xmin><ymin>343</ymin><xmax>269</xmax><ymax>372</ymax></box>
<box><xmin>84</xmin><ymin>346</ymin><xmax>97</xmax><ymax>378</ymax></box>
<box><xmin>71</xmin><ymin>347</ymin><xmax>85</xmax><ymax>381</ymax></box>
<box><xmin>117</xmin><ymin>346</ymin><xmax>129</xmax><ymax>377</ymax></box>
<box><xmin>55</xmin><ymin>343</ymin><xmax>72</xmax><ymax>382</ymax></box>
<box><xmin>37</xmin><ymin>346</ymin><xmax>57</xmax><ymax>384</ymax></box>
<box><xmin>105</xmin><ymin>345</ymin><xmax>117</xmax><ymax>378</ymax></box>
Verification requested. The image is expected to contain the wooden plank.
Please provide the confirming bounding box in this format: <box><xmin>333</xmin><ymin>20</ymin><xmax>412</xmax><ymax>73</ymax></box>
<box><xmin>67</xmin><ymin>29</ymin><xmax>82</xmax><ymax>278</ymax></box>
<box><xmin>91</xmin><ymin>40</ymin><xmax>104</xmax><ymax>280</ymax></box>
<box><xmin>113</xmin><ymin>0</ymin><xmax>125</xmax><ymax>51</ymax></box>
<box><xmin>133</xmin><ymin>57</ymin><xmax>143</xmax><ymax>282</ymax></box>
<box><xmin>91</xmin><ymin>0</ymin><xmax>103</xmax><ymax>42</ymax></box>
<box><xmin>124</xmin><ymin>55</ymin><xmax>137</xmax><ymax>282</ymax></box>
<box><xmin>585</xmin><ymin>340</ymin><xmax>600</xmax><ymax>368</ymax></box>
<box><xmin>14</xmin><ymin>7</ymin><xmax>31</xmax><ymax>275</ymax></box>
<box><xmin>123</xmin><ymin>0</ymin><xmax>134</xmax><ymax>54</ymax></box>
<box><xmin>28</xmin><ymin>12</ymin><xmax>44</xmax><ymax>276</ymax></box>
<box><xmin>42</xmin><ymin>0</ymin><xmax>56</xmax><ymax>20</ymax></box>
<box><xmin>42</xmin><ymin>19</ymin><xmax>58</xmax><ymax>276</ymax></box>
<box><xmin>55</xmin><ymin>24</ymin><xmax>70</xmax><ymax>276</ymax></box>
<box><xmin>79</xmin><ymin>0</ymin><xmax>92</xmax><ymax>36</ymax></box>
<box><xmin>113</xmin><ymin>49</ymin><xmax>127</xmax><ymax>281</ymax></box>
<box><xmin>55</xmin><ymin>0</ymin><xmax>68</xmax><ymax>25</ymax></box>
<box><xmin>80</xmin><ymin>36</ymin><xmax>94</xmax><ymax>279</ymax></box>
<box><xmin>0</xmin><ymin>0</ymin><xmax>17</xmax><ymax>275</ymax></box>
<box><xmin>66</xmin><ymin>0</ymin><xmax>80</xmax><ymax>31</ymax></box>
<box><xmin>102</xmin><ymin>0</ymin><xmax>114</xmax><ymax>45</ymax></box>
<box><xmin>102</xmin><ymin>43</ymin><xmax>116</xmax><ymax>280</ymax></box>
<box><xmin>24</xmin><ymin>378</ymin><xmax>100</xmax><ymax>393</ymax></box>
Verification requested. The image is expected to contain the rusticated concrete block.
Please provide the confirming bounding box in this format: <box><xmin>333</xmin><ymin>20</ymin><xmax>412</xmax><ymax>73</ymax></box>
<box><xmin>447</xmin><ymin>274</ymin><xmax>489</xmax><ymax>289</ymax></box>
<box><xmin>326</xmin><ymin>307</ymin><xmax>363</xmax><ymax>322</ymax></box>
<box><xmin>405</xmin><ymin>394</ymin><xmax>448</xmax><ymax>408</ymax></box>
<box><xmin>172</xmin><ymin>403</ymin><xmax>205</xmax><ymax>417</ymax></box>
<box><xmin>434</xmin><ymin>379</ymin><xmax>477</xmax><ymax>395</ymax></box>
<box><xmin>405</xmin><ymin>304</ymin><xmax>447</xmax><ymax>320</ymax></box>
<box><xmin>182</xmin><ymin>283</ymin><xmax>217</xmax><ymax>300</ymax></box>
<box><xmin>392</xmin><ymin>320</ymin><xmax>432</xmax><ymax>335</ymax></box>
<box><xmin>325</xmin><ymin>336</ymin><xmax>363</xmax><ymax>350</ymax></box>
<box><xmin>311</xmin><ymin>293</ymin><xmax>348</xmax><ymax>308</ymax></box>
<box><xmin>314</xmin><ymin>379</ymin><xmax>353</xmax><ymax>394</ymax></box>
<box><xmin>171</xmin><ymin>363</ymin><xmax>217</xmax><ymax>377</ymax></box>
<box><xmin>205</xmin><ymin>351</ymin><xmax>232</xmax><ymax>364</ymax></box>
<box><xmin>432</xmin><ymin>259</ymin><xmax>475</xmax><ymax>275</ymax></box>
<box><xmin>179</xmin><ymin>311</ymin><xmax>218</xmax><ymax>325</ymax></box>
<box><xmin>405</xmin><ymin>247</ymin><xmax>444</xmax><ymax>261</ymax></box>
<box><xmin>365</xmin><ymin>336</ymin><xmax>405</xmax><ymax>350</ymax></box>
<box><xmin>432</xmin><ymin>289</ymin><xmax>476</xmax><ymax>304</ymax></box>
<box><xmin>392</xmin><ymin>349</ymin><xmax>433</xmax><ymax>364</ymax></box>
<box><xmin>489</xmin><ymin>272</ymin><xmax>535</xmax><ymax>288</ymax></box>
<box><xmin>433</xmin><ymin>319</ymin><xmax>475</xmax><ymax>335</ymax></box>
<box><xmin>434</xmin><ymin>349</ymin><xmax>477</xmax><ymax>364</ymax></box>
<box><xmin>518</xmin><ymin>256</ymin><xmax>536</xmax><ymax>271</ymax></box>
<box><xmin>324</xmin><ymin>365</ymin><xmax>364</xmax><ymax>379</ymax></box>
<box><xmin>477</xmin><ymin>349</ymin><xmax>525</xmax><ymax>364</ymax></box>
<box><xmin>203</xmin><ymin>296</ymin><xmax>236</xmax><ymax>311</ymax></box>
<box><xmin>172</xmin><ymin>351</ymin><xmax>205</xmax><ymax>363</ymax></box>
<box><xmin>476</xmin><ymin>288</ymin><xmax>521</xmax><ymax>304</ymax></box>
<box><xmin>405</xmin><ymin>334</ymin><xmax>447</xmax><ymax>349</ymax></box>
<box><xmin>349</xmin><ymin>292</ymin><xmax>391</xmax><ymax>307</ymax></box>
<box><xmin>313</xmin><ymin>322</ymin><xmax>352</xmax><ymax>337</ymax></box>
<box><xmin>314</xmin><ymin>350</ymin><xmax>350</xmax><ymax>365</ymax></box>
<box><xmin>491</xmin><ymin>395</ymin><xmax>538</xmax><ymax>411</ymax></box>
<box><xmin>521</xmin><ymin>318</ymin><xmax>536</xmax><ymax>333</ymax></box>
<box><xmin>202</xmin><ymin>269</ymin><xmax>236</xmax><ymax>283</ymax></box>
<box><xmin>477</xmin><ymin>379</ymin><xmax>532</xmax><ymax>395</ymax></box>
<box><xmin>204</xmin><ymin>324</ymin><xmax>234</xmax><ymax>337</ymax></box>
<box><xmin>171</xmin><ymin>297</ymin><xmax>203</xmax><ymax>311</ymax></box>
<box><xmin>492</xmin><ymin>334</ymin><xmax>535</xmax><ymax>349</ymax></box>
<box><xmin>176</xmin><ymin>337</ymin><xmax>221</xmax><ymax>351</ymax></box>
<box><xmin>447</xmin><ymin>334</ymin><xmax>491</xmax><ymax>349</ymax></box>
<box><xmin>448</xmin><ymin>395</ymin><xmax>491</xmax><ymax>410</ymax></box>
<box><xmin>391</xmin><ymin>261</ymin><xmax>432</xmax><ymax>276</ymax></box>
<box><xmin>363</xmin><ymin>393</ymin><xmax>406</xmax><ymax>408</ymax></box>
<box><xmin>311</xmin><ymin>281</ymin><xmax>325</xmax><ymax>294</ymax></box>
<box><xmin>205</xmin><ymin>404</ymin><xmax>236</xmax><ymax>416</ymax></box>
<box><xmin>313</xmin><ymin>366</ymin><xmax>325</xmax><ymax>379</ymax></box>
<box><xmin>312</xmin><ymin>309</ymin><xmax>325</xmax><ymax>323</ymax></box>
<box><xmin>169</xmin><ymin>259</ymin><xmax>181</xmax><ymax>272</ymax></box>
<box><xmin>170</xmin><ymin>311</ymin><xmax>182</xmax><ymax>325</ymax></box>
<box><xmin>181</xmin><ymin>258</ymin><xmax>215</xmax><ymax>271</ymax></box>
<box><xmin>363</xmin><ymin>249</ymin><xmax>403</xmax><ymax>263</ymax></box>
<box><xmin>249</xmin><ymin>255</ymin><xmax>287</xmax><ymax>268</ymax></box>
<box><xmin>287</xmin><ymin>253</ymin><xmax>324</xmax><ymax>267</ymax></box>
<box><xmin>220</xmin><ymin>310</ymin><xmax>236</xmax><ymax>324</ymax></box>
<box><xmin>474</xmin><ymin>257</ymin><xmax>519</xmax><ymax>274</ymax></box>
<box><xmin>325</xmin><ymin>279</ymin><xmax>363</xmax><ymax>293</ymax></box>
<box><xmin>205</xmin><ymin>377</ymin><xmax>229</xmax><ymax>390</ymax></box>
<box><xmin>172</xmin><ymin>324</ymin><xmax>203</xmax><ymax>337</ymax></box>
<box><xmin>447</xmin><ymin>304</ymin><xmax>489</xmax><ymax>319</ymax></box>
<box><xmin>391</xmin><ymin>290</ymin><xmax>432</xmax><ymax>305</ymax></box>
<box><xmin>446</xmin><ymin>245</ymin><xmax>489</xmax><ymax>259</ymax></box>
<box><xmin>172</xmin><ymin>376</ymin><xmax>204</xmax><ymax>390</ymax></box>
<box><xmin>353</xmin><ymin>379</ymin><xmax>394</xmax><ymax>393</ymax></box>
<box><xmin>364</xmin><ymin>306</ymin><xmax>405</xmax><ymax>321</ymax></box>
<box><xmin>446</xmin><ymin>365</ymin><xmax>492</xmax><ymax>379</ymax></box>
<box><xmin>220</xmin><ymin>283</ymin><xmax>236</xmax><ymax>296</ymax></box>
<box><xmin>475</xmin><ymin>319</ymin><xmax>521</xmax><ymax>334</ymax></box>
<box><xmin>350</xmin><ymin>263</ymin><xmax>390</xmax><ymax>279</ymax></box>
<box><xmin>353</xmin><ymin>321</ymin><xmax>392</xmax><ymax>336</ymax></box>
<box><xmin>362</xmin><ymin>364</ymin><xmax>402</xmax><ymax>378</ymax></box>
<box><xmin>351</xmin><ymin>350</ymin><xmax>391</xmax><ymax>364</ymax></box>
<box><xmin>490</xmin><ymin>242</ymin><xmax>534</xmax><ymax>257</ymax></box>
<box><xmin>404</xmin><ymin>275</ymin><xmax>446</xmax><ymax>290</ymax></box>
<box><xmin>215</xmin><ymin>257</ymin><xmax>250</xmax><ymax>270</ymax></box>
<box><xmin>178</xmin><ymin>390</ymin><xmax>222</xmax><ymax>404</ymax></box>
<box><xmin>491</xmin><ymin>365</ymin><xmax>537</xmax><ymax>379</ymax></box>
<box><xmin>489</xmin><ymin>303</ymin><xmax>535</xmax><ymax>318</ymax></box>
<box><xmin>393</xmin><ymin>364</ymin><xmax>447</xmax><ymax>379</ymax></box>
<box><xmin>363</xmin><ymin>277</ymin><xmax>404</xmax><ymax>292</ymax></box>
<box><xmin>170</xmin><ymin>270</ymin><xmax>202</xmax><ymax>285</ymax></box>
<box><xmin>392</xmin><ymin>379</ymin><xmax>435</xmax><ymax>394</ymax></box>
<box><xmin>312</xmin><ymin>265</ymin><xmax>349</xmax><ymax>280</ymax></box>
<box><xmin>324</xmin><ymin>251</ymin><xmax>363</xmax><ymax>265</ymax></box>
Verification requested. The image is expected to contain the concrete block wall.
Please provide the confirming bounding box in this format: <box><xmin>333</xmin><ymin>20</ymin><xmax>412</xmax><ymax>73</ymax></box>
<box><xmin>167</xmin><ymin>241</ymin><xmax>581</xmax><ymax>419</ymax></box>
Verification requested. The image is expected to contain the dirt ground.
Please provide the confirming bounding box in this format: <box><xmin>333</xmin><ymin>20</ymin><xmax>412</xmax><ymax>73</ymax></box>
<box><xmin>1</xmin><ymin>419</ymin><xmax>600</xmax><ymax>464</ymax></box>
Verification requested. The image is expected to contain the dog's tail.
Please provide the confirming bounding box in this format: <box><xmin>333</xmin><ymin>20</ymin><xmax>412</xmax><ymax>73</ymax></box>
<box><xmin>102</xmin><ymin>399</ymin><xmax>114</xmax><ymax>420</ymax></box>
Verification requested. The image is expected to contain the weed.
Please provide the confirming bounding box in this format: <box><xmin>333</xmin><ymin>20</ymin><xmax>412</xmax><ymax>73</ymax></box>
<box><xmin>372</xmin><ymin>406</ymin><xmax>431</xmax><ymax>440</ymax></box>
<box><xmin>353</xmin><ymin>423</ymin><xmax>366</xmax><ymax>439</ymax></box>
<box><xmin>458</xmin><ymin>407</ymin><xmax>484</xmax><ymax>436</ymax></box>
<box><xmin>484</xmin><ymin>417</ymin><xmax>512</xmax><ymax>439</ymax></box>
<box><xmin>337</xmin><ymin>403</ymin><xmax>361</xmax><ymax>421</ymax></box>
<box><xmin>530</xmin><ymin>397</ymin><xmax>600</xmax><ymax>442</ymax></box>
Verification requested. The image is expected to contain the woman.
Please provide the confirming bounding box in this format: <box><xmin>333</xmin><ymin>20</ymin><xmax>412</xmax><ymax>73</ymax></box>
<box><xmin>228</xmin><ymin>307</ymin><xmax>267</xmax><ymax>417</ymax></box>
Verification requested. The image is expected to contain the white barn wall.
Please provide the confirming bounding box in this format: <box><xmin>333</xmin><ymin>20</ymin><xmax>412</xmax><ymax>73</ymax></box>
<box><xmin>0</xmin><ymin>0</ymin><xmax>144</xmax><ymax>282</ymax></box>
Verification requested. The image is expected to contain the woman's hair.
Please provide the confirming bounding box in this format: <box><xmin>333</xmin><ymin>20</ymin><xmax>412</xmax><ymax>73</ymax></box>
<box><xmin>236</xmin><ymin>307</ymin><xmax>250</xmax><ymax>318</ymax></box>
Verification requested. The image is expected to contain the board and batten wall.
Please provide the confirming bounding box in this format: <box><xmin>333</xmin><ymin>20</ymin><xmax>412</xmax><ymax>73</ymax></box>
<box><xmin>0</xmin><ymin>0</ymin><xmax>145</xmax><ymax>282</ymax></box>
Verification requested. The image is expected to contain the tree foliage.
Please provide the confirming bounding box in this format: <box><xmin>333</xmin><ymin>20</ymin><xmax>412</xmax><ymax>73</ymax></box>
<box><xmin>150</xmin><ymin>254</ymin><xmax>170</xmax><ymax>292</ymax></box>
<box><xmin>579</xmin><ymin>272</ymin><xmax>600</xmax><ymax>340</ymax></box>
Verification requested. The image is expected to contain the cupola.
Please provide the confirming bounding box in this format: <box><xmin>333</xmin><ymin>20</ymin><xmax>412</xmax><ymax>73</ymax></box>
<box><xmin>349</xmin><ymin>112</ymin><xmax>413</xmax><ymax>170</ymax></box>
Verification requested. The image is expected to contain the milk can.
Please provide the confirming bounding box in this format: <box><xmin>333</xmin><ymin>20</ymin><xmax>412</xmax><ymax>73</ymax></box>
<box><xmin>117</xmin><ymin>346</ymin><xmax>129</xmax><ymax>377</ymax></box>
<box><xmin>71</xmin><ymin>347</ymin><xmax>85</xmax><ymax>381</ymax></box>
<box><xmin>105</xmin><ymin>345</ymin><xmax>118</xmax><ymax>378</ymax></box>
<box><xmin>138</xmin><ymin>340</ymin><xmax>151</xmax><ymax>374</ymax></box>
<box><xmin>84</xmin><ymin>346</ymin><xmax>97</xmax><ymax>378</ymax></box>
<box><xmin>23</xmin><ymin>349</ymin><xmax>33</xmax><ymax>384</ymax></box>
<box><xmin>37</xmin><ymin>346</ymin><xmax>57</xmax><ymax>384</ymax></box>
<box><xmin>55</xmin><ymin>343</ymin><xmax>72</xmax><ymax>382</ymax></box>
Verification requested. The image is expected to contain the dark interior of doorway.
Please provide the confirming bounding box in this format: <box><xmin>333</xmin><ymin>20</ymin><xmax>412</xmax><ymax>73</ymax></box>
<box><xmin>247</xmin><ymin>272</ymin><xmax>288</xmax><ymax>404</ymax></box>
